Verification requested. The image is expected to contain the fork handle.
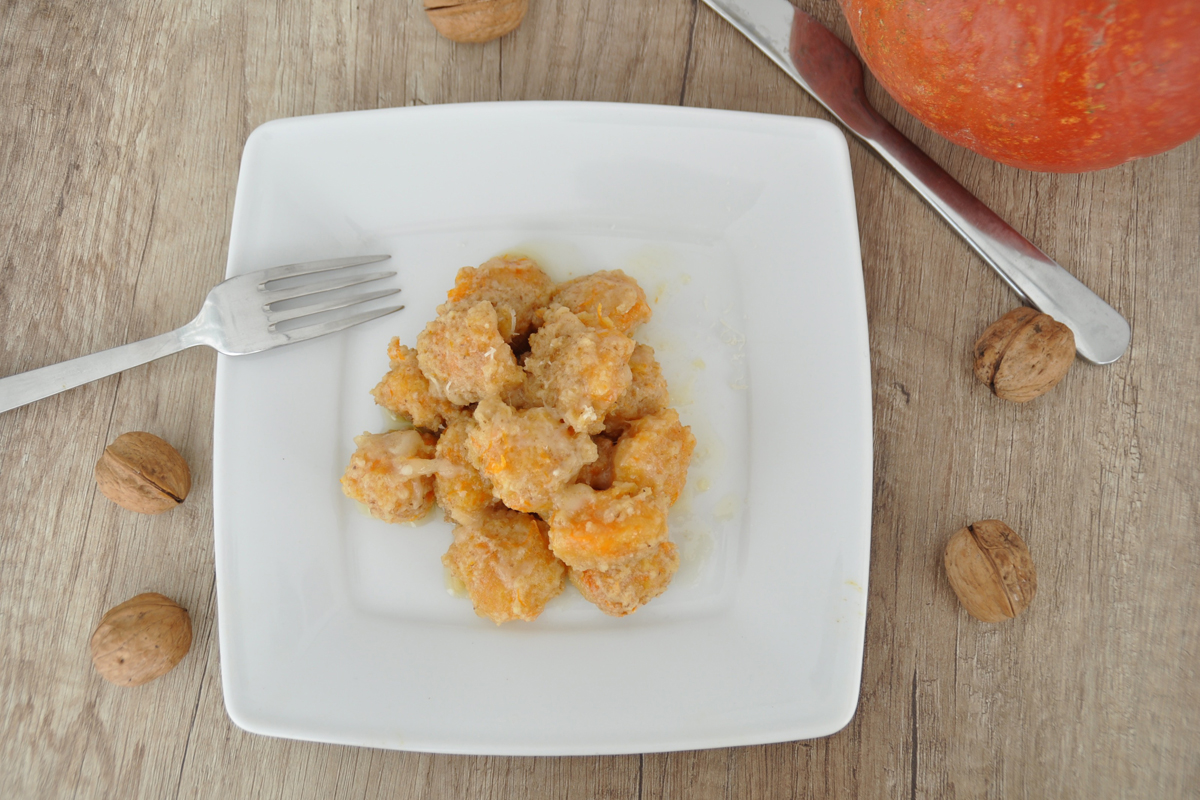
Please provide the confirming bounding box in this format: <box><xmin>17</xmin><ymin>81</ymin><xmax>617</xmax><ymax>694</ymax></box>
<box><xmin>0</xmin><ymin>323</ymin><xmax>200</xmax><ymax>414</ymax></box>
<box><xmin>779</xmin><ymin>9</ymin><xmax>1132</xmax><ymax>364</ymax></box>
<box><xmin>856</xmin><ymin>119</ymin><xmax>1131</xmax><ymax>364</ymax></box>
<box><xmin>845</xmin><ymin>112</ymin><xmax>1132</xmax><ymax>365</ymax></box>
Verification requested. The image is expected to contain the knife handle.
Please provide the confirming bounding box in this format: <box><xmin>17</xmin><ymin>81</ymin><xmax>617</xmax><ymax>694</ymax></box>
<box><xmin>784</xmin><ymin>10</ymin><xmax>1130</xmax><ymax>364</ymax></box>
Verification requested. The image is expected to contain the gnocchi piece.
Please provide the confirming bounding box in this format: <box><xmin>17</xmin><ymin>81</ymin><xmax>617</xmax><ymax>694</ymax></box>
<box><xmin>604</xmin><ymin>343</ymin><xmax>670</xmax><ymax>435</ymax></box>
<box><xmin>443</xmin><ymin>507</ymin><xmax>567</xmax><ymax>624</ymax></box>
<box><xmin>612</xmin><ymin>408</ymin><xmax>696</xmax><ymax>507</ymax></box>
<box><xmin>416</xmin><ymin>301</ymin><xmax>524</xmax><ymax>405</ymax></box>
<box><xmin>549</xmin><ymin>269</ymin><xmax>652</xmax><ymax>334</ymax></box>
<box><xmin>371</xmin><ymin>339</ymin><xmax>462</xmax><ymax>431</ymax></box>
<box><xmin>340</xmin><ymin>430</ymin><xmax>438</xmax><ymax>523</ymax></box>
<box><xmin>524</xmin><ymin>306</ymin><xmax>635</xmax><ymax>434</ymax></box>
<box><xmin>439</xmin><ymin>255</ymin><xmax>555</xmax><ymax>342</ymax></box>
<box><xmin>547</xmin><ymin>482</ymin><xmax>668</xmax><ymax>572</ymax></box>
<box><xmin>570</xmin><ymin>541</ymin><xmax>679</xmax><ymax>617</ymax></box>
<box><xmin>468</xmin><ymin>397</ymin><xmax>598</xmax><ymax>514</ymax></box>
<box><xmin>434</xmin><ymin>417</ymin><xmax>498</xmax><ymax>524</ymax></box>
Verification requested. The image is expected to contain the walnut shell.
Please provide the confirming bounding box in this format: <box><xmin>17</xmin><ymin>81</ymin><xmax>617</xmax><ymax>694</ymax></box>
<box><xmin>973</xmin><ymin>307</ymin><xmax>1075</xmax><ymax>402</ymax></box>
<box><xmin>95</xmin><ymin>432</ymin><xmax>191</xmax><ymax>514</ymax></box>
<box><xmin>944</xmin><ymin>520</ymin><xmax>1037</xmax><ymax>622</ymax></box>
<box><xmin>90</xmin><ymin>592</ymin><xmax>192</xmax><ymax>686</ymax></box>
<box><xmin>424</xmin><ymin>0</ymin><xmax>527</xmax><ymax>43</ymax></box>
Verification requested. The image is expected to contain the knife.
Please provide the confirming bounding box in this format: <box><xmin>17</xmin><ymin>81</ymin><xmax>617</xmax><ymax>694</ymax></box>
<box><xmin>700</xmin><ymin>0</ymin><xmax>1131</xmax><ymax>365</ymax></box>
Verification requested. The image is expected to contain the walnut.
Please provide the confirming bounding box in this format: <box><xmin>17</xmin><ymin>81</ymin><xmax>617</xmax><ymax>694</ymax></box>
<box><xmin>973</xmin><ymin>307</ymin><xmax>1075</xmax><ymax>402</ymax></box>
<box><xmin>94</xmin><ymin>432</ymin><xmax>191</xmax><ymax>514</ymax></box>
<box><xmin>90</xmin><ymin>593</ymin><xmax>192</xmax><ymax>686</ymax></box>
<box><xmin>424</xmin><ymin>0</ymin><xmax>527</xmax><ymax>43</ymax></box>
<box><xmin>944</xmin><ymin>520</ymin><xmax>1038</xmax><ymax>622</ymax></box>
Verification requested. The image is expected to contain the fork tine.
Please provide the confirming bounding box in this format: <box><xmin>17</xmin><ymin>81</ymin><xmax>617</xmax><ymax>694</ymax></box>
<box><xmin>281</xmin><ymin>305</ymin><xmax>405</xmax><ymax>343</ymax></box>
<box><xmin>259</xmin><ymin>254</ymin><xmax>391</xmax><ymax>283</ymax></box>
<box><xmin>267</xmin><ymin>287</ymin><xmax>402</xmax><ymax>325</ymax></box>
<box><xmin>261</xmin><ymin>270</ymin><xmax>396</xmax><ymax>305</ymax></box>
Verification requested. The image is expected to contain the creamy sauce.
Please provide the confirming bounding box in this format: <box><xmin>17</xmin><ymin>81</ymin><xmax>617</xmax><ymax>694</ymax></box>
<box><xmin>713</xmin><ymin>493</ymin><xmax>740</xmax><ymax>521</ymax></box>
<box><xmin>505</xmin><ymin>240</ymin><xmax>587</xmax><ymax>283</ymax></box>
<box><xmin>380</xmin><ymin>408</ymin><xmax>415</xmax><ymax>432</ymax></box>
<box><xmin>443</xmin><ymin>566</ymin><xmax>468</xmax><ymax>597</ymax></box>
<box><xmin>399</xmin><ymin>506</ymin><xmax>439</xmax><ymax>528</ymax></box>
<box><xmin>359</xmin><ymin>498</ymin><xmax>438</xmax><ymax>527</ymax></box>
<box><xmin>672</xmin><ymin>526</ymin><xmax>714</xmax><ymax>586</ymax></box>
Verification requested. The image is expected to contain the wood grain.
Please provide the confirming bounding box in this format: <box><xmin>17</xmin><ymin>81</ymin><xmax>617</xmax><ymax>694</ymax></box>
<box><xmin>2</xmin><ymin>0</ymin><xmax>1197</xmax><ymax>797</ymax></box>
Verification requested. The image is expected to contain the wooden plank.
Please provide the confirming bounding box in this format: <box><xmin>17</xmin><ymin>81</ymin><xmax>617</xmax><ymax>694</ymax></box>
<box><xmin>1</xmin><ymin>0</ymin><xmax>1198</xmax><ymax>797</ymax></box>
<box><xmin>498</xmin><ymin>0</ymin><xmax>695</xmax><ymax>104</ymax></box>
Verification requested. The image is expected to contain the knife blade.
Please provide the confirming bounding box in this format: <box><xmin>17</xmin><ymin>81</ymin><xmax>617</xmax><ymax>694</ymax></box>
<box><xmin>701</xmin><ymin>0</ymin><xmax>1131</xmax><ymax>365</ymax></box>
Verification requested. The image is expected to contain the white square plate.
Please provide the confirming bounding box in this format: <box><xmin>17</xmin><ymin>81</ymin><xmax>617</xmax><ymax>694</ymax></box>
<box><xmin>213</xmin><ymin>101</ymin><xmax>872</xmax><ymax>755</ymax></box>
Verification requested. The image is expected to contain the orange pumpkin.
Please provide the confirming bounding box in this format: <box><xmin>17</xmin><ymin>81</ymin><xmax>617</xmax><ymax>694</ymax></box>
<box><xmin>838</xmin><ymin>0</ymin><xmax>1200</xmax><ymax>172</ymax></box>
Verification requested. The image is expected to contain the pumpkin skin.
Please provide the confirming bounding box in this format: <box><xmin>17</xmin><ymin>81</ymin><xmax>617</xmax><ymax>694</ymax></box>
<box><xmin>838</xmin><ymin>0</ymin><xmax>1200</xmax><ymax>172</ymax></box>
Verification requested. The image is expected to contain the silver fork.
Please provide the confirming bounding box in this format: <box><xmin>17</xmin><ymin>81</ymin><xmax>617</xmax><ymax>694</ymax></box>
<box><xmin>701</xmin><ymin>0</ymin><xmax>1131</xmax><ymax>364</ymax></box>
<box><xmin>0</xmin><ymin>255</ymin><xmax>402</xmax><ymax>414</ymax></box>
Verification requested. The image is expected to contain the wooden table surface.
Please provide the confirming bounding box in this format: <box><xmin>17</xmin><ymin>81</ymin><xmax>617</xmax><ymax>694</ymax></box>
<box><xmin>2</xmin><ymin>1</ymin><xmax>1197</xmax><ymax>797</ymax></box>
